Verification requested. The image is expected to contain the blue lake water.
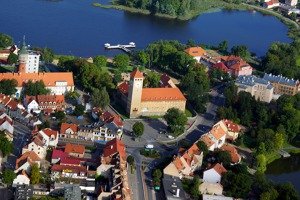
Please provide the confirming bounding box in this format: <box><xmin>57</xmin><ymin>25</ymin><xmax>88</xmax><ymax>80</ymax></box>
<box><xmin>0</xmin><ymin>0</ymin><xmax>292</xmax><ymax>57</ymax></box>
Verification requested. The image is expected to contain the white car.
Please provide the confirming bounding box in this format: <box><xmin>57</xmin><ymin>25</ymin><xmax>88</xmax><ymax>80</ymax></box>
<box><xmin>168</xmin><ymin>135</ymin><xmax>175</xmax><ymax>139</ymax></box>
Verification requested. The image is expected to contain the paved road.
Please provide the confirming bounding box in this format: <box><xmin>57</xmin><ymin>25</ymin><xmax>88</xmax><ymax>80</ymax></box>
<box><xmin>121</xmin><ymin>84</ymin><xmax>226</xmax><ymax>200</ymax></box>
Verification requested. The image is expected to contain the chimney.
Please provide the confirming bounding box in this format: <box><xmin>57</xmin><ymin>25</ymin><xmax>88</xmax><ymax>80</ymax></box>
<box><xmin>176</xmin><ymin>189</ymin><xmax>180</xmax><ymax>197</ymax></box>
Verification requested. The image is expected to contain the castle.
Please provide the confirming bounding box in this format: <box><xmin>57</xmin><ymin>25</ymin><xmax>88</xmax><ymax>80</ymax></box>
<box><xmin>0</xmin><ymin>37</ymin><xmax>74</xmax><ymax>98</ymax></box>
<box><xmin>118</xmin><ymin>70</ymin><xmax>186</xmax><ymax>118</ymax></box>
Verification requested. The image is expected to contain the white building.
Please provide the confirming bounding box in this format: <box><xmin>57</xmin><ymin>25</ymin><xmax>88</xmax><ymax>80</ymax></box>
<box><xmin>22</xmin><ymin>133</ymin><xmax>47</xmax><ymax>159</ymax></box>
<box><xmin>15</xmin><ymin>151</ymin><xmax>41</xmax><ymax>174</ymax></box>
<box><xmin>38</xmin><ymin>128</ymin><xmax>58</xmax><ymax>148</ymax></box>
<box><xmin>203</xmin><ymin>163</ymin><xmax>227</xmax><ymax>183</ymax></box>
<box><xmin>13</xmin><ymin>170</ymin><xmax>30</xmax><ymax>187</ymax></box>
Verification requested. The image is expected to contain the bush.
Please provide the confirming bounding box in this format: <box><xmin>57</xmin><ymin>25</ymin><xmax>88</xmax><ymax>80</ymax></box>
<box><xmin>140</xmin><ymin>149</ymin><xmax>162</xmax><ymax>158</ymax></box>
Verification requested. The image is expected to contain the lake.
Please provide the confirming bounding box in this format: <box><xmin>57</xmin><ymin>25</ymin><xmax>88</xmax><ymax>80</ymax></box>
<box><xmin>0</xmin><ymin>0</ymin><xmax>292</xmax><ymax>57</ymax></box>
<box><xmin>266</xmin><ymin>154</ymin><xmax>300</xmax><ymax>193</ymax></box>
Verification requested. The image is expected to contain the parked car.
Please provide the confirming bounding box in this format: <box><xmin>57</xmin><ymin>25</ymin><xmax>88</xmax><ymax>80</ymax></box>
<box><xmin>145</xmin><ymin>144</ymin><xmax>154</xmax><ymax>149</ymax></box>
<box><xmin>167</xmin><ymin>135</ymin><xmax>175</xmax><ymax>139</ymax></box>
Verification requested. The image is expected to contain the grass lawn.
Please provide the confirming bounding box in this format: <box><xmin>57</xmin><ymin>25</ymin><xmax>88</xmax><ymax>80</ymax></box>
<box><xmin>240</xmin><ymin>134</ymin><xmax>256</xmax><ymax>149</ymax></box>
<box><xmin>0</xmin><ymin>65</ymin><xmax>15</xmax><ymax>72</ymax></box>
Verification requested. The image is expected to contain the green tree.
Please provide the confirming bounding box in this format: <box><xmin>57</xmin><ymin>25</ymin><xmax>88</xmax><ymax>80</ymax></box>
<box><xmin>231</xmin><ymin>45</ymin><xmax>249</xmax><ymax>58</ymax></box>
<box><xmin>222</xmin><ymin>171</ymin><xmax>252</xmax><ymax>198</ymax></box>
<box><xmin>23</xmin><ymin>80</ymin><xmax>50</xmax><ymax>96</ymax></box>
<box><xmin>152</xmin><ymin>169</ymin><xmax>162</xmax><ymax>179</ymax></box>
<box><xmin>134</xmin><ymin>50</ymin><xmax>149</xmax><ymax>66</ymax></box>
<box><xmin>94</xmin><ymin>55</ymin><xmax>107</xmax><ymax>69</ymax></box>
<box><xmin>256</xmin><ymin>154</ymin><xmax>267</xmax><ymax>173</ymax></box>
<box><xmin>196</xmin><ymin>140</ymin><xmax>209</xmax><ymax>156</ymax></box>
<box><xmin>0</xmin><ymin>33</ymin><xmax>13</xmax><ymax>48</ymax></box>
<box><xmin>7</xmin><ymin>53</ymin><xmax>18</xmax><ymax>64</ymax></box>
<box><xmin>2</xmin><ymin>169</ymin><xmax>16</xmax><ymax>184</ymax></box>
<box><xmin>113</xmin><ymin>70</ymin><xmax>122</xmax><ymax>84</ymax></box>
<box><xmin>0</xmin><ymin>132</ymin><xmax>13</xmax><ymax>157</ymax></box>
<box><xmin>41</xmin><ymin>47</ymin><xmax>54</xmax><ymax>63</ymax></box>
<box><xmin>30</xmin><ymin>163</ymin><xmax>41</xmax><ymax>184</ymax></box>
<box><xmin>274</xmin><ymin>133</ymin><xmax>284</xmax><ymax>150</ymax></box>
<box><xmin>127</xmin><ymin>155</ymin><xmax>135</xmax><ymax>165</ymax></box>
<box><xmin>144</xmin><ymin>73</ymin><xmax>160</xmax><ymax>88</ymax></box>
<box><xmin>91</xmin><ymin>87</ymin><xmax>110</xmax><ymax>109</ymax></box>
<box><xmin>113</xmin><ymin>54</ymin><xmax>130</xmax><ymax>72</ymax></box>
<box><xmin>276</xmin><ymin>182</ymin><xmax>300</xmax><ymax>200</ymax></box>
<box><xmin>132</xmin><ymin>121</ymin><xmax>144</xmax><ymax>138</ymax></box>
<box><xmin>218</xmin><ymin>40</ymin><xmax>228</xmax><ymax>52</ymax></box>
<box><xmin>164</xmin><ymin>108</ymin><xmax>188</xmax><ymax>134</ymax></box>
<box><xmin>74</xmin><ymin>104</ymin><xmax>85</xmax><ymax>116</ymax></box>
<box><xmin>0</xmin><ymin>79</ymin><xmax>17</xmax><ymax>95</ymax></box>
<box><xmin>53</xmin><ymin>110</ymin><xmax>65</xmax><ymax>121</ymax></box>
<box><xmin>215</xmin><ymin>150</ymin><xmax>232</xmax><ymax>167</ymax></box>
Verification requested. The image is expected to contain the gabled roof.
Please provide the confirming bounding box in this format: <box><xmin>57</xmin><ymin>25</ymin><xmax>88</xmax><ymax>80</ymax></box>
<box><xmin>210</xmin><ymin>163</ymin><xmax>227</xmax><ymax>176</ymax></box>
<box><xmin>60</xmin><ymin>157</ymin><xmax>81</xmax><ymax>165</ymax></box>
<box><xmin>141</xmin><ymin>88</ymin><xmax>186</xmax><ymax>102</ymax></box>
<box><xmin>220</xmin><ymin>145</ymin><xmax>241</xmax><ymax>164</ymax></box>
<box><xmin>210</xmin><ymin>125</ymin><xmax>226</xmax><ymax>140</ymax></box>
<box><xmin>200</xmin><ymin>134</ymin><xmax>215</xmax><ymax>147</ymax></box>
<box><xmin>65</xmin><ymin>143</ymin><xmax>85</xmax><ymax>154</ymax></box>
<box><xmin>37</xmin><ymin>94</ymin><xmax>65</xmax><ymax>104</ymax></box>
<box><xmin>6</xmin><ymin>99</ymin><xmax>20</xmax><ymax>110</ymax></box>
<box><xmin>103</xmin><ymin>138</ymin><xmax>126</xmax><ymax>160</ymax></box>
<box><xmin>100</xmin><ymin>110</ymin><xmax>123</xmax><ymax>128</ymax></box>
<box><xmin>117</xmin><ymin>82</ymin><xmax>129</xmax><ymax>95</ymax></box>
<box><xmin>184</xmin><ymin>47</ymin><xmax>206</xmax><ymax>57</ymax></box>
<box><xmin>221</xmin><ymin>119</ymin><xmax>241</xmax><ymax>133</ymax></box>
<box><xmin>159</xmin><ymin>73</ymin><xmax>175</xmax><ymax>88</ymax></box>
<box><xmin>16</xmin><ymin>151</ymin><xmax>41</xmax><ymax>169</ymax></box>
<box><xmin>60</xmin><ymin>123</ymin><xmax>79</xmax><ymax>134</ymax></box>
<box><xmin>212</xmin><ymin>62</ymin><xmax>229</xmax><ymax>73</ymax></box>
<box><xmin>130</xmin><ymin>70</ymin><xmax>144</xmax><ymax>79</ymax></box>
<box><xmin>41</xmin><ymin>128</ymin><xmax>58</xmax><ymax>139</ymax></box>
<box><xmin>172</xmin><ymin>156</ymin><xmax>184</xmax><ymax>172</ymax></box>
<box><xmin>0</xmin><ymin>72</ymin><xmax>74</xmax><ymax>87</ymax></box>
<box><xmin>52</xmin><ymin>149</ymin><xmax>68</xmax><ymax>160</ymax></box>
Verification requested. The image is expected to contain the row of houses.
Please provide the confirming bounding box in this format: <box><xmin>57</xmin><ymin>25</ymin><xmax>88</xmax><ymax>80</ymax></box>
<box><xmin>162</xmin><ymin>119</ymin><xmax>242</xmax><ymax>199</ymax></box>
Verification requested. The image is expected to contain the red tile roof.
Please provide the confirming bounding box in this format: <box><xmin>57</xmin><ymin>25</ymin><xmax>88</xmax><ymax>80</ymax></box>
<box><xmin>37</xmin><ymin>94</ymin><xmax>65</xmax><ymax>105</ymax></box>
<box><xmin>210</xmin><ymin>125</ymin><xmax>226</xmax><ymax>140</ymax></box>
<box><xmin>222</xmin><ymin>119</ymin><xmax>241</xmax><ymax>133</ymax></box>
<box><xmin>65</xmin><ymin>143</ymin><xmax>85</xmax><ymax>154</ymax></box>
<box><xmin>141</xmin><ymin>88</ymin><xmax>186</xmax><ymax>102</ymax></box>
<box><xmin>104</xmin><ymin>138</ymin><xmax>126</xmax><ymax>161</ymax></box>
<box><xmin>51</xmin><ymin>164</ymin><xmax>87</xmax><ymax>173</ymax></box>
<box><xmin>220</xmin><ymin>145</ymin><xmax>241</xmax><ymax>163</ymax></box>
<box><xmin>173</xmin><ymin>156</ymin><xmax>184</xmax><ymax>172</ymax></box>
<box><xmin>16</xmin><ymin>151</ymin><xmax>41</xmax><ymax>169</ymax></box>
<box><xmin>60</xmin><ymin>123</ymin><xmax>79</xmax><ymax>134</ymax></box>
<box><xmin>0</xmin><ymin>72</ymin><xmax>74</xmax><ymax>87</ymax></box>
<box><xmin>184</xmin><ymin>47</ymin><xmax>207</xmax><ymax>57</ymax></box>
<box><xmin>100</xmin><ymin>110</ymin><xmax>123</xmax><ymax>128</ymax></box>
<box><xmin>60</xmin><ymin>157</ymin><xmax>81</xmax><ymax>165</ymax></box>
<box><xmin>7</xmin><ymin>99</ymin><xmax>20</xmax><ymax>110</ymax></box>
<box><xmin>159</xmin><ymin>73</ymin><xmax>172</xmax><ymax>88</ymax></box>
<box><xmin>211</xmin><ymin>163</ymin><xmax>227</xmax><ymax>176</ymax></box>
<box><xmin>212</xmin><ymin>62</ymin><xmax>229</xmax><ymax>73</ymax></box>
<box><xmin>118</xmin><ymin>82</ymin><xmax>129</xmax><ymax>95</ymax></box>
<box><xmin>52</xmin><ymin>149</ymin><xmax>68</xmax><ymax>159</ymax></box>
<box><xmin>130</xmin><ymin>70</ymin><xmax>144</xmax><ymax>79</ymax></box>
<box><xmin>41</xmin><ymin>128</ymin><xmax>58</xmax><ymax>139</ymax></box>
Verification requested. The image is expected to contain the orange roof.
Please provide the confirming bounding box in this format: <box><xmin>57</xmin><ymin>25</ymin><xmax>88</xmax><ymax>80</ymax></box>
<box><xmin>200</xmin><ymin>134</ymin><xmax>215</xmax><ymax>147</ymax></box>
<box><xmin>16</xmin><ymin>151</ymin><xmax>41</xmax><ymax>169</ymax></box>
<box><xmin>173</xmin><ymin>156</ymin><xmax>184</xmax><ymax>172</ymax></box>
<box><xmin>212</xmin><ymin>163</ymin><xmax>227</xmax><ymax>176</ymax></box>
<box><xmin>65</xmin><ymin>143</ymin><xmax>85</xmax><ymax>154</ymax></box>
<box><xmin>103</xmin><ymin>138</ymin><xmax>126</xmax><ymax>161</ymax></box>
<box><xmin>184</xmin><ymin>47</ymin><xmax>206</xmax><ymax>57</ymax></box>
<box><xmin>229</xmin><ymin>61</ymin><xmax>252</xmax><ymax>71</ymax></box>
<box><xmin>100</xmin><ymin>110</ymin><xmax>123</xmax><ymax>128</ymax></box>
<box><xmin>118</xmin><ymin>82</ymin><xmax>129</xmax><ymax>95</ymax></box>
<box><xmin>37</xmin><ymin>94</ymin><xmax>65</xmax><ymax>104</ymax></box>
<box><xmin>222</xmin><ymin>119</ymin><xmax>241</xmax><ymax>133</ymax></box>
<box><xmin>187</xmin><ymin>144</ymin><xmax>201</xmax><ymax>155</ymax></box>
<box><xmin>0</xmin><ymin>72</ymin><xmax>74</xmax><ymax>87</ymax></box>
<box><xmin>130</xmin><ymin>70</ymin><xmax>144</xmax><ymax>79</ymax></box>
<box><xmin>141</xmin><ymin>88</ymin><xmax>186</xmax><ymax>102</ymax></box>
<box><xmin>210</xmin><ymin>125</ymin><xmax>226</xmax><ymax>140</ymax></box>
<box><xmin>220</xmin><ymin>145</ymin><xmax>241</xmax><ymax>163</ymax></box>
<box><xmin>60</xmin><ymin>123</ymin><xmax>79</xmax><ymax>134</ymax></box>
<box><xmin>41</xmin><ymin>128</ymin><xmax>58</xmax><ymax>139</ymax></box>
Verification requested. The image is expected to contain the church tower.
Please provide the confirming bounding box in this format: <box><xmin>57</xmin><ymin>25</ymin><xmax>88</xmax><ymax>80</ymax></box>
<box><xmin>127</xmin><ymin>70</ymin><xmax>144</xmax><ymax>118</ymax></box>
<box><xmin>18</xmin><ymin>36</ymin><xmax>29</xmax><ymax>73</ymax></box>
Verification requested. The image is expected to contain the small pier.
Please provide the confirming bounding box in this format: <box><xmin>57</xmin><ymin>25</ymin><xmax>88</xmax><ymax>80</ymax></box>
<box><xmin>104</xmin><ymin>42</ymin><xmax>136</xmax><ymax>52</ymax></box>
<box><xmin>277</xmin><ymin>149</ymin><xmax>291</xmax><ymax>158</ymax></box>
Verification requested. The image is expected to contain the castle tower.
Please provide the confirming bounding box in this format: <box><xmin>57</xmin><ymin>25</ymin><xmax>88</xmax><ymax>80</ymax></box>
<box><xmin>18</xmin><ymin>36</ymin><xmax>29</xmax><ymax>73</ymax></box>
<box><xmin>127</xmin><ymin>70</ymin><xmax>144</xmax><ymax>118</ymax></box>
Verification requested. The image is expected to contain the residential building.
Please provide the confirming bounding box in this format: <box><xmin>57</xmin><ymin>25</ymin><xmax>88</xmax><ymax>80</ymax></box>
<box><xmin>118</xmin><ymin>70</ymin><xmax>186</xmax><ymax>118</ymax></box>
<box><xmin>37</xmin><ymin>128</ymin><xmax>59</xmax><ymax>147</ymax></box>
<box><xmin>60</xmin><ymin>123</ymin><xmax>79</xmax><ymax>139</ymax></box>
<box><xmin>215</xmin><ymin>119</ymin><xmax>241</xmax><ymax>141</ymax></box>
<box><xmin>235</xmin><ymin>75</ymin><xmax>274</xmax><ymax>103</ymax></box>
<box><xmin>23</xmin><ymin>94</ymin><xmax>66</xmax><ymax>114</ymax></box>
<box><xmin>99</xmin><ymin>110</ymin><xmax>123</xmax><ymax>137</ymax></box>
<box><xmin>159</xmin><ymin>73</ymin><xmax>176</xmax><ymax>88</ymax></box>
<box><xmin>51</xmin><ymin>165</ymin><xmax>88</xmax><ymax>180</ymax></box>
<box><xmin>184</xmin><ymin>46</ymin><xmax>207</xmax><ymax>63</ymax></box>
<box><xmin>162</xmin><ymin>174</ymin><xmax>186</xmax><ymax>200</ymax></box>
<box><xmin>224</xmin><ymin>55</ymin><xmax>252</xmax><ymax>77</ymax></box>
<box><xmin>92</xmin><ymin>107</ymin><xmax>102</xmax><ymax>120</ymax></box>
<box><xmin>97</xmin><ymin>138</ymin><xmax>130</xmax><ymax>200</ymax></box>
<box><xmin>263</xmin><ymin>73</ymin><xmax>300</xmax><ymax>96</ymax></box>
<box><xmin>15</xmin><ymin>151</ymin><xmax>41</xmax><ymax>174</ymax></box>
<box><xmin>14</xmin><ymin>184</ymin><xmax>33</xmax><ymax>200</ymax></box>
<box><xmin>200</xmin><ymin>124</ymin><xmax>227</xmax><ymax>151</ymax></box>
<box><xmin>51</xmin><ymin>149</ymin><xmax>69</xmax><ymax>164</ymax></box>
<box><xmin>22</xmin><ymin>132</ymin><xmax>47</xmax><ymax>159</ymax></box>
<box><xmin>211</xmin><ymin>62</ymin><xmax>230</xmax><ymax>74</ymax></box>
<box><xmin>203</xmin><ymin>163</ymin><xmax>227</xmax><ymax>183</ymax></box>
<box><xmin>202</xmin><ymin>194</ymin><xmax>234</xmax><ymax>200</ymax></box>
<box><xmin>286</xmin><ymin>0</ymin><xmax>298</xmax><ymax>6</ymax></box>
<box><xmin>164</xmin><ymin>143</ymin><xmax>203</xmax><ymax>178</ymax></box>
<box><xmin>220</xmin><ymin>145</ymin><xmax>241</xmax><ymax>164</ymax></box>
<box><xmin>0</xmin><ymin>113</ymin><xmax>14</xmax><ymax>141</ymax></box>
<box><xmin>0</xmin><ymin>45</ymin><xmax>18</xmax><ymax>63</ymax></box>
<box><xmin>64</xmin><ymin>184</ymin><xmax>81</xmax><ymax>200</ymax></box>
<box><xmin>263</xmin><ymin>0</ymin><xmax>280</xmax><ymax>8</ymax></box>
<box><xmin>13</xmin><ymin>170</ymin><xmax>30</xmax><ymax>187</ymax></box>
<box><xmin>65</xmin><ymin>143</ymin><xmax>85</xmax><ymax>158</ymax></box>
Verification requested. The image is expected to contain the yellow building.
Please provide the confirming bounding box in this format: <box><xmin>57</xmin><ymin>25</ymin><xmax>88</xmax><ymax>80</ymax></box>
<box><xmin>118</xmin><ymin>70</ymin><xmax>186</xmax><ymax>118</ymax></box>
